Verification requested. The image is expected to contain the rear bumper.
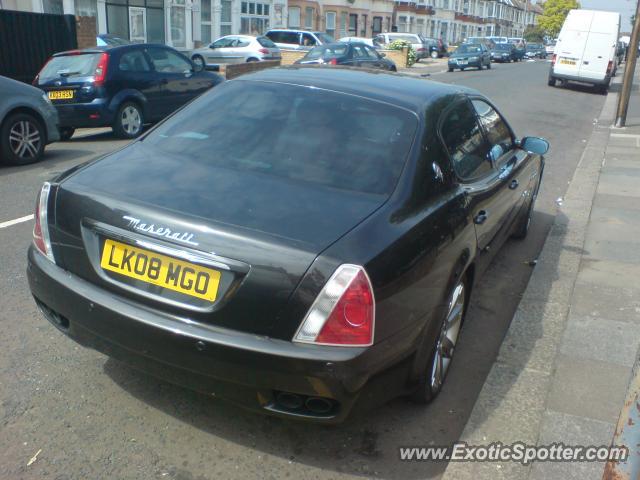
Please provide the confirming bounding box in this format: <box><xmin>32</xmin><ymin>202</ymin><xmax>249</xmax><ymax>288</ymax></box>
<box><xmin>27</xmin><ymin>247</ymin><xmax>416</xmax><ymax>423</ymax></box>
<box><xmin>551</xmin><ymin>71</ymin><xmax>610</xmax><ymax>85</ymax></box>
<box><xmin>54</xmin><ymin>98</ymin><xmax>114</xmax><ymax>128</ymax></box>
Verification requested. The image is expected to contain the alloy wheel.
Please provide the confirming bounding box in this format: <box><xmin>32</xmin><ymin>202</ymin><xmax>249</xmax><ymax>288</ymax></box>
<box><xmin>9</xmin><ymin>120</ymin><xmax>41</xmax><ymax>159</ymax></box>
<box><xmin>430</xmin><ymin>282</ymin><xmax>465</xmax><ymax>393</ymax></box>
<box><xmin>121</xmin><ymin>106</ymin><xmax>141</xmax><ymax>136</ymax></box>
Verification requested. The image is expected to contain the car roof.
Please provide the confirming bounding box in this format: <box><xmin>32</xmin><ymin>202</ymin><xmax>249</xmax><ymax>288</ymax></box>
<box><xmin>233</xmin><ymin>66</ymin><xmax>477</xmax><ymax>114</ymax></box>
<box><xmin>52</xmin><ymin>43</ymin><xmax>171</xmax><ymax>56</ymax></box>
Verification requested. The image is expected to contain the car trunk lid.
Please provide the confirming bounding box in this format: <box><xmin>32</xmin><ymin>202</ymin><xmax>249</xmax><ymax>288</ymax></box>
<box><xmin>50</xmin><ymin>142</ymin><xmax>387</xmax><ymax>337</ymax></box>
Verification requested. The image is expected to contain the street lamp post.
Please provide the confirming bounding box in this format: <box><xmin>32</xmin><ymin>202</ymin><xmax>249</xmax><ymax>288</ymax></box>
<box><xmin>615</xmin><ymin>0</ymin><xmax>640</xmax><ymax>127</ymax></box>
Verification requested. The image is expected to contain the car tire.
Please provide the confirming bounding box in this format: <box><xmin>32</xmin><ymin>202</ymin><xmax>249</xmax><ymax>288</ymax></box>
<box><xmin>0</xmin><ymin>112</ymin><xmax>45</xmax><ymax>166</ymax></box>
<box><xmin>59</xmin><ymin>127</ymin><xmax>75</xmax><ymax>141</ymax></box>
<box><xmin>448</xmin><ymin>67</ymin><xmax>454</xmax><ymax>72</ymax></box>
<box><xmin>191</xmin><ymin>55</ymin><xmax>205</xmax><ymax>69</ymax></box>
<box><xmin>409</xmin><ymin>278</ymin><xmax>468</xmax><ymax>403</ymax></box>
<box><xmin>547</xmin><ymin>75</ymin><xmax>556</xmax><ymax>87</ymax></box>
<box><xmin>113</xmin><ymin>101</ymin><xmax>144</xmax><ymax>139</ymax></box>
<box><xmin>430</xmin><ymin>50</ymin><xmax>439</xmax><ymax>59</ymax></box>
<box><xmin>487</xmin><ymin>61</ymin><xmax>491</xmax><ymax>69</ymax></box>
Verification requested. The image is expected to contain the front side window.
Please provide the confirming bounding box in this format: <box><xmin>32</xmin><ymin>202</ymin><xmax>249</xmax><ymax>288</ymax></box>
<box><xmin>440</xmin><ymin>100</ymin><xmax>492</xmax><ymax>180</ymax></box>
<box><xmin>147</xmin><ymin>48</ymin><xmax>191</xmax><ymax>74</ymax></box>
<box><xmin>302</xmin><ymin>33</ymin><xmax>317</xmax><ymax>46</ymax></box>
<box><xmin>143</xmin><ymin>81</ymin><xmax>418</xmax><ymax>195</ymax></box>
<box><xmin>472</xmin><ymin>99</ymin><xmax>514</xmax><ymax>163</ymax></box>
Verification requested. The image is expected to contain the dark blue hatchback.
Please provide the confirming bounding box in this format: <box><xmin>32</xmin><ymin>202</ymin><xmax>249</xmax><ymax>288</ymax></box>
<box><xmin>34</xmin><ymin>44</ymin><xmax>223</xmax><ymax>139</ymax></box>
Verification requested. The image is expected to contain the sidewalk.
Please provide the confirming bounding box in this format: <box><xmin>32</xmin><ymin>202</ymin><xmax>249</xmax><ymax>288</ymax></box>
<box><xmin>443</xmin><ymin>67</ymin><xmax>640</xmax><ymax>479</ymax></box>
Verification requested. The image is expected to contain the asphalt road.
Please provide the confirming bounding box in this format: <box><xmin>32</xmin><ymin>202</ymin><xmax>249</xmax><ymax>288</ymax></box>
<box><xmin>0</xmin><ymin>61</ymin><xmax>606</xmax><ymax>480</ymax></box>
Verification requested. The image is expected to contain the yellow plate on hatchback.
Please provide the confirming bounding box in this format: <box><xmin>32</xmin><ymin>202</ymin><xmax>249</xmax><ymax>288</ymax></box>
<box><xmin>100</xmin><ymin>239</ymin><xmax>221</xmax><ymax>302</ymax></box>
<box><xmin>48</xmin><ymin>90</ymin><xmax>74</xmax><ymax>100</ymax></box>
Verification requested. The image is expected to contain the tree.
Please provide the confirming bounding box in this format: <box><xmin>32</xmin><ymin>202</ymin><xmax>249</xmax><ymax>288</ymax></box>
<box><xmin>524</xmin><ymin>25</ymin><xmax>545</xmax><ymax>43</ymax></box>
<box><xmin>538</xmin><ymin>0</ymin><xmax>581</xmax><ymax>38</ymax></box>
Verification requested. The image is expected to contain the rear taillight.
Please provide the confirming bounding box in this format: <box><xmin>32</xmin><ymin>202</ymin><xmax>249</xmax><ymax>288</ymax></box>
<box><xmin>33</xmin><ymin>182</ymin><xmax>55</xmax><ymax>263</ymax></box>
<box><xmin>94</xmin><ymin>52</ymin><xmax>109</xmax><ymax>86</ymax></box>
<box><xmin>328</xmin><ymin>58</ymin><xmax>338</xmax><ymax>65</ymax></box>
<box><xmin>258</xmin><ymin>48</ymin><xmax>269</xmax><ymax>54</ymax></box>
<box><xmin>552</xmin><ymin>54</ymin><xmax>557</xmax><ymax>66</ymax></box>
<box><xmin>607</xmin><ymin>60</ymin><xmax>613</xmax><ymax>75</ymax></box>
<box><xmin>293</xmin><ymin>264</ymin><xmax>375</xmax><ymax>346</ymax></box>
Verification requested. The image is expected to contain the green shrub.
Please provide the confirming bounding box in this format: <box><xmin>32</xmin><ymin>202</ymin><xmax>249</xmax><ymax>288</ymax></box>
<box><xmin>387</xmin><ymin>39</ymin><xmax>417</xmax><ymax>67</ymax></box>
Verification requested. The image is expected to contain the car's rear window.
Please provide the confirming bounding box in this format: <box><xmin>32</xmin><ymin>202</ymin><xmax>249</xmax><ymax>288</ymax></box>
<box><xmin>257</xmin><ymin>36</ymin><xmax>276</xmax><ymax>48</ymax></box>
<box><xmin>38</xmin><ymin>53</ymin><xmax>102</xmax><ymax>81</ymax></box>
<box><xmin>305</xmin><ymin>44</ymin><xmax>348</xmax><ymax>60</ymax></box>
<box><xmin>495</xmin><ymin>44</ymin><xmax>511</xmax><ymax>50</ymax></box>
<box><xmin>314</xmin><ymin>32</ymin><xmax>335</xmax><ymax>44</ymax></box>
<box><xmin>143</xmin><ymin>81</ymin><xmax>418</xmax><ymax>195</ymax></box>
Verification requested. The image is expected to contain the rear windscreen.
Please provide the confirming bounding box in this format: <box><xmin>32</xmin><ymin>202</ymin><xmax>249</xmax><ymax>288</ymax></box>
<box><xmin>143</xmin><ymin>81</ymin><xmax>418</xmax><ymax>195</ymax></box>
<box><xmin>38</xmin><ymin>53</ymin><xmax>101</xmax><ymax>81</ymax></box>
<box><xmin>305</xmin><ymin>44</ymin><xmax>348</xmax><ymax>60</ymax></box>
<box><xmin>257</xmin><ymin>36</ymin><xmax>277</xmax><ymax>48</ymax></box>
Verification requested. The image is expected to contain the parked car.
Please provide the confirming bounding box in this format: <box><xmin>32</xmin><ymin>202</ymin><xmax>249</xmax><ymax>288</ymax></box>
<box><xmin>96</xmin><ymin>34</ymin><xmax>131</xmax><ymax>47</ymax></box>
<box><xmin>264</xmin><ymin>29</ymin><xmax>334</xmax><ymax>50</ymax></box>
<box><xmin>191</xmin><ymin>35</ymin><xmax>280</xmax><ymax>69</ymax></box>
<box><xmin>491</xmin><ymin>43</ymin><xmax>517</xmax><ymax>62</ymax></box>
<box><xmin>27</xmin><ymin>67</ymin><xmax>548</xmax><ymax>423</ymax></box>
<box><xmin>548</xmin><ymin>9</ymin><xmax>620</xmax><ymax>92</ymax></box>
<box><xmin>338</xmin><ymin>36</ymin><xmax>382</xmax><ymax>48</ymax></box>
<box><xmin>448</xmin><ymin>43</ymin><xmax>492</xmax><ymax>71</ymax></box>
<box><xmin>0</xmin><ymin>75</ymin><xmax>59</xmax><ymax>165</ymax></box>
<box><xmin>525</xmin><ymin>43</ymin><xmax>547</xmax><ymax>59</ymax></box>
<box><xmin>420</xmin><ymin>35</ymin><xmax>448</xmax><ymax>58</ymax></box>
<box><xmin>33</xmin><ymin>44</ymin><xmax>223</xmax><ymax>140</ymax></box>
<box><xmin>545</xmin><ymin>41</ymin><xmax>556</xmax><ymax>55</ymax></box>
<box><xmin>373</xmin><ymin>33</ymin><xmax>429</xmax><ymax>60</ymax></box>
<box><xmin>294</xmin><ymin>42</ymin><xmax>396</xmax><ymax>71</ymax></box>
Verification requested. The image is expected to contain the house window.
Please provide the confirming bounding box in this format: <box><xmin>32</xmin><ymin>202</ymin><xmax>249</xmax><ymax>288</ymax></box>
<box><xmin>340</xmin><ymin>12</ymin><xmax>348</xmax><ymax>37</ymax></box>
<box><xmin>372</xmin><ymin>16</ymin><xmax>382</xmax><ymax>35</ymax></box>
<box><xmin>220</xmin><ymin>0</ymin><xmax>232</xmax><ymax>36</ymax></box>
<box><xmin>288</xmin><ymin>6</ymin><xmax>301</xmax><ymax>28</ymax></box>
<box><xmin>360</xmin><ymin>14</ymin><xmax>367</xmax><ymax>36</ymax></box>
<box><xmin>241</xmin><ymin>2</ymin><xmax>270</xmax><ymax>34</ymax></box>
<box><xmin>305</xmin><ymin>7</ymin><xmax>314</xmax><ymax>29</ymax></box>
<box><xmin>170</xmin><ymin>0</ymin><xmax>186</xmax><ymax>48</ymax></box>
<box><xmin>348</xmin><ymin>14</ymin><xmax>357</xmax><ymax>35</ymax></box>
<box><xmin>326</xmin><ymin>11</ymin><xmax>336</xmax><ymax>37</ymax></box>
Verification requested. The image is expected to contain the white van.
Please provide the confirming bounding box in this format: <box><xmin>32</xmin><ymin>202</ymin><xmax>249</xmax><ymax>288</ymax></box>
<box><xmin>548</xmin><ymin>9</ymin><xmax>620</xmax><ymax>91</ymax></box>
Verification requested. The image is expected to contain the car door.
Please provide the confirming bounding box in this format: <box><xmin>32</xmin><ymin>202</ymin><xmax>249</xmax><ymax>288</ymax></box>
<box><xmin>362</xmin><ymin>45</ymin><xmax>387</xmax><ymax>69</ymax></box>
<box><xmin>470</xmin><ymin>98</ymin><xmax>533</xmax><ymax>240</ymax></box>
<box><xmin>116</xmin><ymin>48</ymin><xmax>163</xmax><ymax>121</ymax></box>
<box><xmin>146</xmin><ymin>46</ymin><xmax>199</xmax><ymax>116</ymax></box>
<box><xmin>351</xmin><ymin>44</ymin><xmax>369</xmax><ymax>68</ymax></box>
<box><xmin>222</xmin><ymin>37</ymin><xmax>249</xmax><ymax>64</ymax></box>
<box><xmin>438</xmin><ymin>98</ymin><xmax>516</xmax><ymax>273</ymax></box>
<box><xmin>205</xmin><ymin>37</ymin><xmax>236</xmax><ymax>64</ymax></box>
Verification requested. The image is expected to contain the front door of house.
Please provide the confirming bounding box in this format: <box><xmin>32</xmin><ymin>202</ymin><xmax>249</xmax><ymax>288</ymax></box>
<box><xmin>129</xmin><ymin>7</ymin><xmax>147</xmax><ymax>43</ymax></box>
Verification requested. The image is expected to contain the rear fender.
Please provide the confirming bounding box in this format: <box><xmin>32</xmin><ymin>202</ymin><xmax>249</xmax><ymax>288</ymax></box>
<box><xmin>108</xmin><ymin>89</ymin><xmax>147</xmax><ymax>117</ymax></box>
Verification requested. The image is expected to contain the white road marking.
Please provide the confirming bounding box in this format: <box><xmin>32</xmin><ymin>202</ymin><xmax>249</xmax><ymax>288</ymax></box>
<box><xmin>0</xmin><ymin>214</ymin><xmax>34</xmax><ymax>229</ymax></box>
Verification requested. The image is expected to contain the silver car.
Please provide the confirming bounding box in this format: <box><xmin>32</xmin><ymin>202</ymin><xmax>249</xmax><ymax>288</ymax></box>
<box><xmin>191</xmin><ymin>35</ymin><xmax>281</xmax><ymax>68</ymax></box>
<box><xmin>0</xmin><ymin>75</ymin><xmax>59</xmax><ymax>166</ymax></box>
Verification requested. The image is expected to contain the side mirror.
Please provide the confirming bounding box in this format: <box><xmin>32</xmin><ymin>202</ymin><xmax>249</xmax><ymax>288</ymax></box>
<box><xmin>519</xmin><ymin>137</ymin><xmax>549</xmax><ymax>155</ymax></box>
<box><xmin>380</xmin><ymin>52</ymin><xmax>386</xmax><ymax>57</ymax></box>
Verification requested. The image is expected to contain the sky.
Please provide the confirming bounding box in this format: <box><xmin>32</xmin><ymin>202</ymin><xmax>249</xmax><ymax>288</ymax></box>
<box><xmin>579</xmin><ymin>0</ymin><xmax>637</xmax><ymax>31</ymax></box>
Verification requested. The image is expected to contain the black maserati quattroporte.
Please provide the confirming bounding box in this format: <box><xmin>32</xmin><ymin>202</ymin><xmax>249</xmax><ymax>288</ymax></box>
<box><xmin>27</xmin><ymin>67</ymin><xmax>548</xmax><ymax>423</ymax></box>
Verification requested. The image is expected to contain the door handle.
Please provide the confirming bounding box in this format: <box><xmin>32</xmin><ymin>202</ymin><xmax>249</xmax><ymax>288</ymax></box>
<box><xmin>474</xmin><ymin>210</ymin><xmax>488</xmax><ymax>225</ymax></box>
<box><xmin>509</xmin><ymin>179</ymin><xmax>519</xmax><ymax>190</ymax></box>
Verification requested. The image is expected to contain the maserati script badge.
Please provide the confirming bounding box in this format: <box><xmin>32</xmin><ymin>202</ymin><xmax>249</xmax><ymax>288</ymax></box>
<box><xmin>123</xmin><ymin>215</ymin><xmax>199</xmax><ymax>247</ymax></box>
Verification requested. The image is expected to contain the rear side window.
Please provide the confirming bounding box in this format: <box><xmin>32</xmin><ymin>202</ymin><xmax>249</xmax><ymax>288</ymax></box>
<box><xmin>440</xmin><ymin>100</ymin><xmax>492</xmax><ymax>180</ymax></box>
<box><xmin>38</xmin><ymin>53</ymin><xmax>102</xmax><ymax>81</ymax></box>
<box><xmin>267</xmin><ymin>31</ymin><xmax>299</xmax><ymax>44</ymax></box>
<box><xmin>147</xmin><ymin>48</ymin><xmax>191</xmax><ymax>73</ymax></box>
<box><xmin>119</xmin><ymin>50</ymin><xmax>151</xmax><ymax>72</ymax></box>
<box><xmin>257</xmin><ymin>36</ymin><xmax>276</xmax><ymax>48</ymax></box>
<box><xmin>144</xmin><ymin>81</ymin><xmax>418</xmax><ymax>195</ymax></box>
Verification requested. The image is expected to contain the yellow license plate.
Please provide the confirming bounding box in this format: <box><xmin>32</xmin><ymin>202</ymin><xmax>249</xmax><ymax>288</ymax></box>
<box><xmin>48</xmin><ymin>90</ymin><xmax>74</xmax><ymax>100</ymax></box>
<box><xmin>100</xmin><ymin>239</ymin><xmax>221</xmax><ymax>302</ymax></box>
<box><xmin>559</xmin><ymin>59</ymin><xmax>576</xmax><ymax>65</ymax></box>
